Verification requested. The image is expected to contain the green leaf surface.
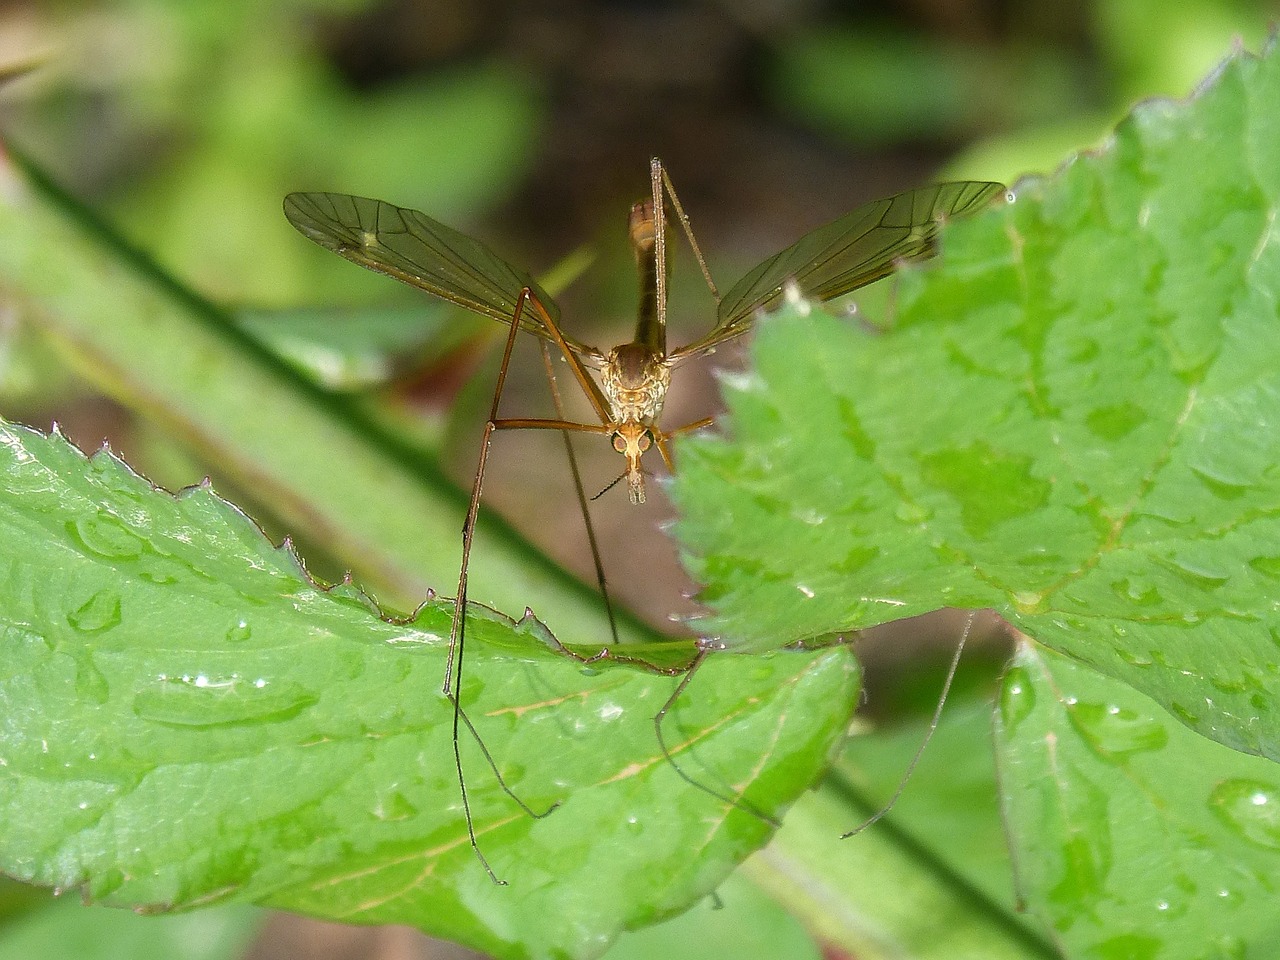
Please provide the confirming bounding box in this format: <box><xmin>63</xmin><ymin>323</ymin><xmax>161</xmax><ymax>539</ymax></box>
<box><xmin>997</xmin><ymin>642</ymin><xmax>1280</xmax><ymax>957</ymax></box>
<box><xmin>0</xmin><ymin>420</ymin><xmax>859</xmax><ymax>960</ymax></box>
<box><xmin>674</xmin><ymin>44</ymin><xmax>1280</xmax><ymax>769</ymax></box>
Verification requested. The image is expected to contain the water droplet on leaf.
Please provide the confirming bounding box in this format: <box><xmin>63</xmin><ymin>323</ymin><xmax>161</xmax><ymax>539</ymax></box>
<box><xmin>66</xmin><ymin>513</ymin><xmax>144</xmax><ymax>560</ymax></box>
<box><xmin>1209</xmin><ymin>779</ymin><xmax>1280</xmax><ymax>850</ymax></box>
<box><xmin>67</xmin><ymin>591</ymin><xmax>121</xmax><ymax>634</ymax></box>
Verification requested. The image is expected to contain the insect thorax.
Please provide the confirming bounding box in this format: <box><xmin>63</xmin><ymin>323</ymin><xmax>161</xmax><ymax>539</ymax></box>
<box><xmin>601</xmin><ymin>342</ymin><xmax>671</xmax><ymax>423</ymax></box>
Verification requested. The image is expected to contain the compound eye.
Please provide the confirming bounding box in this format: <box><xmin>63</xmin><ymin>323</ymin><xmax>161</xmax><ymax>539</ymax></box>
<box><xmin>612</xmin><ymin>434</ymin><xmax>627</xmax><ymax>453</ymax></box>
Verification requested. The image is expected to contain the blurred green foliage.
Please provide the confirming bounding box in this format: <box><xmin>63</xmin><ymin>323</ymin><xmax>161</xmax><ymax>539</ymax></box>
<box><xmin>8</xmin><ymin>1</ymin><xmax>544</xmax><ymax>306</ymax></box>
<box><xmin>774</xmin><ymin>0</ymin><xmax>1277</xmax><ymax>183</ymax></box>
<box><xmin>0</xmin><ymin>898</ymin><xmax>261</xmax><ymax>960</ymax></box>
<box><xmin>1</xmin><ymin>1</ymin><xmax>1279</xmax><ymax>959</ymax></box>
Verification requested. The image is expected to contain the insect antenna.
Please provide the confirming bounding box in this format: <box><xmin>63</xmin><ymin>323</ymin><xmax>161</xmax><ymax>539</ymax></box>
<box><xmin>591</xmin><ymin>470</ymin><xmax>629</xmax><ymax>502</ymax></box>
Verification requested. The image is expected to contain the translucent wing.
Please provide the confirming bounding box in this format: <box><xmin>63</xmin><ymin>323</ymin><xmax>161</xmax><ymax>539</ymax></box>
<box><xmin>670</xmin><ymin>181</ymin><xmax>1005</xmax><ymax>361</ymax></box>
<box><xmin>284</xmin><ymin>192</ymin><xmax>602</xmax><ymax>360</ymax></box>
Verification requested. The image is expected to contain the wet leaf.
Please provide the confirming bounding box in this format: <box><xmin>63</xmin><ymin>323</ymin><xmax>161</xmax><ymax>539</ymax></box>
<box><xmin>0</xmin><ymin>421</ymin><xmax>858</xmax><ymax>960</ymax></box>
<box><xmin>997</xmin><ymin>642</ymin><xmax>1280</xmax><ymax>955</ymax></box>
<box><xmin>673</xmin><ymin>41</ymin><xmax>1280</xmax><ymax>955</ymax></box>
<box><xmin>674</xmin><ymin>42</ymin><xmax>1280</xmax><ymax>764</ymax></box>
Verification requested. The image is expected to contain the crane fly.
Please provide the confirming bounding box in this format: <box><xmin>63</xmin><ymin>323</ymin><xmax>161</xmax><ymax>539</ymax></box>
<box><xmin>283</xmin><ymin>162</ymin><xmax>1005</xmax><ymax>882</ymax></box>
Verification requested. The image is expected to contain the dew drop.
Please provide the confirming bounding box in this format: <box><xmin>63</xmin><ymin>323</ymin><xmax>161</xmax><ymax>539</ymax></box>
<box><xmin>1169</xmin><ymin>701</ymin><xmax>1199</xmax><ymax>726</ymax></box>
<box><xmin>1111</xmin><ymin>577</ymin><xmax>1162</xmax><ymax>606</ymax></box>
<box><xmin>137</xmin><ymin>569</ymin><xmax>178</xmax><ymax>586</ymax></box>
<box><xmin>1071</xmin><ymin>701</ymin><xmax>1168</xmax><ymax>761</ymax></box>
<box><xmin>225</xmin><ymin>620</ymin><xmax>252</xmax><ymax>643</ymax></box>
<box><xmin>73</xmin><ymin>653</ymin><xmax>110</xmax><ymax>705</ymax></box>
<box><xmin>1209</xmin><ymin>780</ymin><xmax>1280</xmax><ymax>849</ymax></box>
<box><xmin>66</xmin><ymin>513</ymin><xmax>144</xmax><ymax>561</ymax></box>
<box><xmin>371</xmin><ymin>790</ymin><xmax>418</xmax><ymax>822</ymax></box>
<box><xmin>1115</xmin><ymin>647</ymin><xmax>1154</xmax><ymax>668</ymax></box>
<box><xmin>67</xmin><ymin>591</ymin><xmax>122</xmax><ymax>634</ymax></box>
<box><xmin>999</xmin><ymin>665</ymin><xmax>1035</xmax><ymax>735</ymax></box>
<box><xmin>133</xmin><ymin>677</ymin><xmax>317</xmax><ymax>727</ymax></box>
<box><xmin>1012</xmin><ymin>591</ymin><xmax>1042</xmax><ymax>611</ymax></box>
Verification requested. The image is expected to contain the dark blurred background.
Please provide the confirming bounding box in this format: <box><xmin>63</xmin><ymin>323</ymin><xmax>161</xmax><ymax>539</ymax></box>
<box><xmin>0</xmin><ymin>1</ymin><xmax>1274</xmax><ymax>957</ymax></box>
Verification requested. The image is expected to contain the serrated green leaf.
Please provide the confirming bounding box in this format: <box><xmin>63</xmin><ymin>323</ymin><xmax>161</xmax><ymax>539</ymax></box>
<box><xmin>0</xmin><ymin>420</ymin><xmax>859</xmax><ymax>960</ymax></box>
<box><xmin>673</xmin><ymin>44</ymin><xmax>1280</xmax><ymax>767</ymax></box>
<box><xmin>996</xmin><ymin>642</ymin><xmax>1280</xmax><ymax>956</ymax></box>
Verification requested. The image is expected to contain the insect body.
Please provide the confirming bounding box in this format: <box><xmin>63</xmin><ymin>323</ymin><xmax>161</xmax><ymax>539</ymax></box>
<box><xmin>284</xmin><ymin>162</ymin><xmax>1005</xmax><ymax>881</ymax></box>
<box><xmin>285</xmin><ymin>169</ymin><xmax>1004</xmax><ymax>505</ymax></box>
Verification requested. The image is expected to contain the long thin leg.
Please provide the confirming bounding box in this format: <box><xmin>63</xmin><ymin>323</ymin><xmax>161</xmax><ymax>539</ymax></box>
<box><xmin>539</xmin><ymin>339</ymin><xmax>620</xmax><ymax>646</ymax></box>
<box><xmin>491</xmin><ymin>417</ymin><xmax>613</xmax><ymax>434</ymax></box>
<box><xmin>655</xmin><ymin>158</ymin><xmax>720</xmax><ymax>304</ymax></box>
<box><xmin>654</xmin><ymin>647</ymin><xmax>780</xmax><ymax>828</ymax></box>
<box><xmin>668</xmin><ymin>416</ymin><xmax>715</xmax><ymax>436</ymax></box>
<box><xmin>650</xmin><ymin>416</ymin><xmax>715</xmax><ymax>474</ymax></box>
<box><xmin>525</xmin><ymin>293</ymin><xmax>616</xmax><ymax>428</ymax></box>
<box><xmin>447</xmin><ymin>287</ymin><xmax>546</xmax><ymax>886</ymax></box>
<box><xmin>840</xmin><ymin>609</ymin><xmax>977</xmax><ymax>839</ymax></box>
<box><xmin>447</xmin><ymin>288</ymin><xmax>623</xmax><ymax>882</ymax></box>
<box><xmin>447</xmin><ymin>287</ymin><xmax>528</xmax><ymax>699</ymax></box>
<box><xmin>650</xmin><ymin>158</ymin><xmax>669</xmax><ymax>358</ymax></box>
